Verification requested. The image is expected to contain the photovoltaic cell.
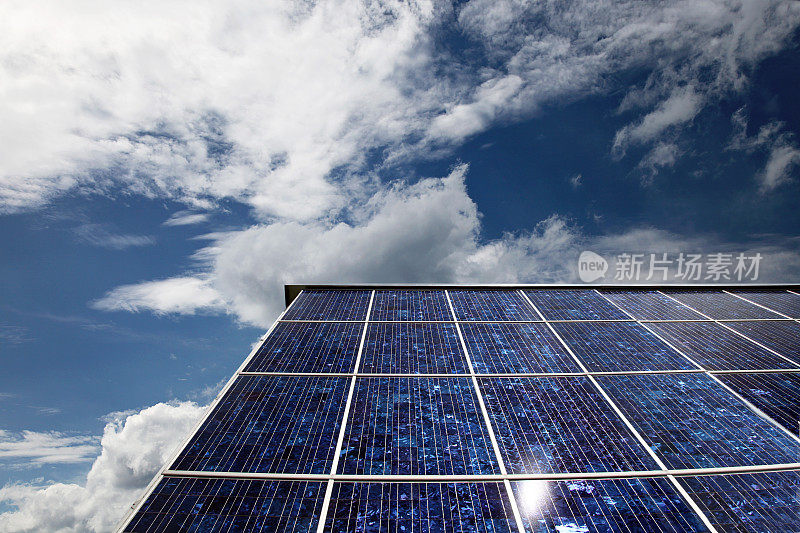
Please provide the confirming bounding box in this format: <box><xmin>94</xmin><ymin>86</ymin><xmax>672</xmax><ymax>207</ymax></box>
<box><xmin>597</xmin><ymin>373</ymin><xmax>800</xmax><ymax>469</ymax></box>
<box><xmin>512</xmin><ymin>477</ymin><xmax>706</xmax><ymax>533</ymax></box>
<box><xmin>479</xmin><ymin>377</ymin><xmax>659</xmax><ymax>474</ymax></box>
<box><xmin>370</xmin><ymin>290</ymin><xmax>451</xmax><ymax>321</ymax></box>
<box><xmin>725</xmin><ymin>320</ymin><xmax>800</xmax><ymax>364</ymax></box>
<box><xmin>717</xmin><ymin>372</ymin><xmax>800</xmax><ymax>436</ymax></box>
<box><xmin>679</xmin><ymin>471</ymin><xmax>800</xmax><ymax>532</ymax></box>
<box><xmin>646</xmin><ymin>321</ymin><xmax>799</xmax><ymax>371</ymax></box>
<box><xmin>325</xmin><ymin>482</ymin><xmax>518</xmax><ymax>532</ymax></box>
<box><xmin>551</xmin><ymin>321</ymin><xmax>696</xmax><ymax>372</ymax></box>
<box><xmin>524</xmin><ymin>289</ymin><xmax>630</xmax><ymax>320</ymax></box>
<box><xmin>448</xmin><ymin>290</ymin><xmax>540</xmax><ymax>321</ymax></box>
<box><xmin>360</xmin><ymin>323</ymin><xmax>467</xmax><ymax>374</ymax></box>
<box><xmin>664</xmin><ymin>290</ymin><xmax>783</xmax><ymax>319</ymax></box>
<box><xmin>460</xmin><ymin>323</ymin><xmax>582</xmax><ymax>374</ymax></box>
<box><xmin>730</xmin><ymin>289</ymin><xmax>800</xmax><ymax>319</ymax></box>
<box><xmin>338</xmin><ymin>377</ymin><xmax>499</xmax><ymax>475</ymax></box>
<box><xmin>171</xmin><ymin>376</ymin><xmax>349</xmax><ymax>474</ymax></box>
<box><xmin>283</xmin><ymin>290</ymin><xmax>371</xmax><ymax>321</ymax></box>
<box><xmin>600</xmin><ymin>289</ymin><xmax>705</xmax><ymax>320</ymax></box>
<box><xmin>244</xmin><ymin>322</ymin><xmax>362</xmax><ymax>373</ymax></box>
<box><xmin>124</xmin><ymin>477</ymin><xmax>325</xmax><ymax>532</ymax></box>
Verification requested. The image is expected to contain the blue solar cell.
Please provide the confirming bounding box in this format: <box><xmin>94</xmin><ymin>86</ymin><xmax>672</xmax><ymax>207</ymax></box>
<box><xmin>461</xmin><ymin>322</ymin><xmax>582</xmax><ymax>374</ymax></box>
<box><xmin>665</xmin><ymin>290</ymin><xmax>783</xmax><ymax>319</ymax></box>
<box><xmin>370</xmin><ymin>290</ymin><xmax>451</xmax><ymax>321</ymax></box>
<box><xmin>124</xmin><ymin>477</ymin><xmax>325</xmax><ymax>532</ymax></box>
<box><xmin>338</xmin><ymin>377</ymin><xmax>499</xmax><ymax>475</ymax></box>
<box><xmin>597</xmin><ymin>373</ymin><xmax>800</xmax><ymax>469</ymax></box>
<box><xmin>283</xmin><ymin>290</ymin><xmax>371</xmax><ymax>321</ymax></box>
<box><xmin>448</xmin><ymin>290</ymin><xmax>540</xmax><ymax>321</ymax></box>
<box><xmin>171</xmin><ymin>376</ymin><xmax>349</xmax><ymax>474</ymax></box>
<box><xmin>717</xmin><ymin>372</ymin><xmax>800</xmax><ymax>436</ymax></box>
<box><xmin>525</xmin><ymin>289</ymin><xmax>630</xmax><ymax>320</ymax></box>
<box><xmin>552</xmin><ymin>321</ymin><xmax>696</xmax><ymax>372</ymax></box>
<box><xmin>646</xmin><ymin>321</ymin><xmax>799</xmax><ymax>371</ymax></box>
<box><xmin>679</xmin><ymin>471</ymin><xmax>800</xmax><ymax>532</ymax></box>
<box><xmin>245</xmin><ymin>322</ymin><xmax>362</xmax><ymax>373</ymax></box>
<box><xmin>325</xmin><ymin>482</ymin><xmax>518</xmax><ymax>532</ymax></box>
<box><xmin>479</xmin><ymin>377</ymin><xmax>659</xmax><ymax>474</ymax></box>
<box><xmin>512</xmin><ymin>477</ymin><xmax>706</xmax><ymax>533</ymax></box>
<box><xmin>360</xmin><ymin>323</ymin><xmax>467</xmax><ymax>374</ymax></box>
<box><xmin>725</xmin><ymin>320</ymin><xmax>800</xmax><ymax>364</ymax></box>
<box><xmin>600</xmin><ymin>289</ymin><xmax>705</xmax><ymax>320</ymax></box>
<box><xmin>729</xmin><ymin>289</ymin><xmax>800</xmax><ymax>318</ymax></box>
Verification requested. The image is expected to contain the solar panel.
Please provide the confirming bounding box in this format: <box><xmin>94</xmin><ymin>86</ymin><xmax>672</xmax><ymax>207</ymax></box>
<box><xmin>525</xmin><ymin>289</ymin><xmax>630</xmax><ymax>320</ymax></box>
<box><xmin>717</xmin><ymin>372</ymin><xmax>800</xmax><ymax>436</ymax></box>
<box><xmin>479</xmin><ymin>377</ymin><xmax>659</xmax><ymax>473</ymax></box>
<box><xmin>725</xmin><ymin>320</ymin><xmax>800</xmax><ymax>364</ymax></box>
<box><xmin>679</xmin><ymin>470</ymin><xmax>800</xmax><ymax>531</ymax></box>
<box><xmin>597</xmin><ymin>373</ymin><xmax>800</xmax><ymax>469</ymax></box>
<box><xmin>665</xmin><ymin>289</ymin><xmax>783</xmax><ymax>319</ymax></box>
<box><xmin>283</xmin><ymin>290</ymin><xmax>371</xmax><ymax>321</ymax></box>
<box><xmin>460</xmin><ymin>322</ymin><xmax>582</xmax><ymax>374</ymax></box>
<box><xmin>123</xmin><ymin>477</ymin><xmax>325</xmax><ymax>532</ymax></box>
<box><xmin>600</xmin><ymin>289</ymin><xmax>706</xmax><ymax>320</ymax></box>
<box><xmin>551</xmin><ymin>321</ymin><xmax>697</xmax><ymax>372</ymax></box>
<box><xmin>171</xmin><ymin>376</ymin><xmax>350</xmax><ymax>474</ymax></box>
<box><xmin>370</xmin><ymin>290</ymin><xmax>452</xmax><ymax>321</ymax></box>
<box><xmin>448</xmin><ymin>290</ymin><xmax>540</xmax><ymax>321</ymax></box>
<box><xmin>244</xmin><ymin>322</ymin><xmax>363</xmax><ymax>373</ymax></box>
<box><xmin>337</xmin><ymin>377</ymin><xmax>499</xmax><ymax>475</ymax></box>
<box><xmin>360</xmin><ymin>323</ymin><xmax>467</xmax><ymax>374</ymax></box>
<box><xmin>122</xmin><ymin>285</ymin><xmax>800</xmax><ymax>532</ymax></box>
<box><xmin>729</xmin><ymin>289</ymin><xmax>800</xmax><ymax>318</ymax></box>
<box><xmin>512</xmin><ymin>477</ymin><xmax>707</xmax><ymax>532</ymax></box>
<box><xmin>325</xmin><ymin>482</ymin><xmax>518</xmax><ymax>532</ymax></box>
<box><xmin>646</xmin><ymin>321</ymin><xmax>799</xmax><ymax>371</ymax></box>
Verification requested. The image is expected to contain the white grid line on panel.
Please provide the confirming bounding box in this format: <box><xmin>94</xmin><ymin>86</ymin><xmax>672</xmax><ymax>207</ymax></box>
<box><xmin>604</xmin><ymin>291</ymin><xmax>800</xmax><ymax>447</ymax></box>
<box><xmin>444</xmin><ymin>289</ymin><xmax>527</xmax><ymax>533</ymax></box>
<box><xmin>315</xmin><ymin>290</ymin><xmax>375</xmax><ymax>533</ymax></box>
<box><xmin>722</xmin><ymin>290</ymin><xmax>794</xmax><ymax>319</ymax></box>
<box><xmin>160</xmin><ymin>461</ymin><xmax>800</xmax><ymax>481</ymax></box>
<box><xmin>520</xmin><ymin>290</ymin><xmax>719</xmax><ymax>533</ymax></box>
<box><xmin>656</xmin><ymin>292</ymin><xmax>800</xmax><ymax>369</ymax></box>
<box><xmin>114</xmin><ymin>289</ymin><xmax>308</xmax><ymax>533</ymax></box>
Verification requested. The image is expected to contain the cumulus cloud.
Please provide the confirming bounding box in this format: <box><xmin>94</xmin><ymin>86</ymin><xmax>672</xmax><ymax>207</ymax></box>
<box><xmin>1</xmin><ymin>0</ymin><xmax>799</xmax><ymax>214</ymax></box>
<box><xmin>91</xmin><ymin>277</ymin><xmax>226</xmax><ymax>315</ymax></box>
<box><xmin>0</xmin><ymin>401</ymin><xmax>205</xmax><ymax>533</ymax></box>
<box><xmin>94</xmin><ymin>165</ymin><xmax>800</xmax><ymax>327</ymax></box>
<box><xmin>0</xmin><ymin>431</ymin><xmax>98</xmax><ymax>466</ymax></box>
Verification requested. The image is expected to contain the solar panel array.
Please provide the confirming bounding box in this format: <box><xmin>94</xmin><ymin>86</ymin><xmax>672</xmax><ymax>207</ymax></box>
<box><xmin>121</xmin><ymin>287</ymin><xmax>800</xmax><ymax>532</ymax></box>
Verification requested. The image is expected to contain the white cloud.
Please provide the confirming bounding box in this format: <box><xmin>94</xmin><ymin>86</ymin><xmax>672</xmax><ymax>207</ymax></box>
<box><xmin>0</xmin><ymin>401</ymin><xmax>205</xmax><ymax>533</ymax></box>
<box><xmin>0</xmin><ymin>431</ymin><xmax>98</xmax><ymax>466</ymax></box>
<box><xmin>727</xmin><ymin>110</ymin><xmax>800</xmax><ymax>191</ymax></box>
<box><xmin>1</xmin><ymin>0</ymin><xmax>798</xmax><ymax>213</ymax></box>
<box><xmin>162</xmin><ymin>210</ymin><xmax>210</xmax><ymax>227</ymax></box>
<box><xmin>91</xmin><ymin>277</ymin><xmax>226</xmax><ymax>316</ymax></box>
<box><xmin>759</xmin><ymin>144</ymin><xmax>800</xmax><ymax>192</ymax></box>
<box><xmin>613</xmin><ymin>86</ymin><xmax>701</xmax><ymax>155</ymax></box>
<box><xmin>72</xmin><ymin>224</ymin><xmax>155</xmax><ymax>250</ymax></box>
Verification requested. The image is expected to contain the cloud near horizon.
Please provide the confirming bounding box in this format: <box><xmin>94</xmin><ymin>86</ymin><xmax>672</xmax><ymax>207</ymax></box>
<box><xmin>0</xmin><ymin>401</ymin><xmax>205</xmax><ymax>533</ymax></box>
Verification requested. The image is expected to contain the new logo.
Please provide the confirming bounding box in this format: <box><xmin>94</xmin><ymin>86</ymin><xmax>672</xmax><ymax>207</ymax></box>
<box><xmin>578</xmin><ymin>251</ymin><xmax>608</xmax><ymax>282</ymax></box>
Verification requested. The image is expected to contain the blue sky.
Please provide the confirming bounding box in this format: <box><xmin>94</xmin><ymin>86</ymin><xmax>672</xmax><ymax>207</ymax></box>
<box><xmin>1</xmin><ymin>1</ymin><xmax>800</xmax><ymax>530</ymax></box>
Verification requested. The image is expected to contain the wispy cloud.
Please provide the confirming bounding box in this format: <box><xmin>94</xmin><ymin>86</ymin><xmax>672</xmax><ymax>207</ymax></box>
<box><xmin>72</xmin><ymin>224</ymin><xmax>155</xmax><ymax>250</ymax></box>
<box><xmin>0</xmin><ymin>326</ymin><xmax>30</xmax><ymax>344</ymax></box>
<box><xmin>0</xmin><ymin>430</ymin><xmax>98</xmax><ymax>466</ymax></box>
<box><xmin>92</xmin><ymin>277</ymin><xmax>226</xmax><ymax>316</ymax></box>
<box><xmin>163</xmin><ymin>210</ymin><xmax>210</xmax><ymax>227</ymax></box>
